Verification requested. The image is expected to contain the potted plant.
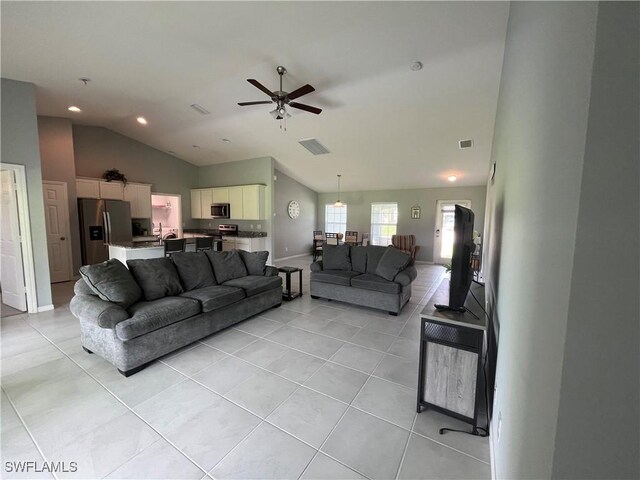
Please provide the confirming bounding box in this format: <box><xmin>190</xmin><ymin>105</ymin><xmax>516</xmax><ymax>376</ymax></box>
<box><xmin>102</xmin><ymin>168</ymin><xmax>127</xmax><ymax>185</ymax></box>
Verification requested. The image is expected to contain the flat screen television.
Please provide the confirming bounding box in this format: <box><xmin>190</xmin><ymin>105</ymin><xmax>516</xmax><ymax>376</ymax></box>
<box><xmin>435</xmin><ymin>204</ymin><xmax>475</xmax><ymax>312</ymax></box>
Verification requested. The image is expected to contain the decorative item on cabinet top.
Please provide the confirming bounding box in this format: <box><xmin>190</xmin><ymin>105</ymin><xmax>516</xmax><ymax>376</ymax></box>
<box><xmin>102</xmin><ymin>168</ymin><xmax>127</xmax><ymax>185</ymax></box>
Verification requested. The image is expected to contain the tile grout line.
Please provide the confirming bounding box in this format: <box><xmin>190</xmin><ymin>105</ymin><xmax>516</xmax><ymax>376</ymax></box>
<box><xmin>395</xmin><ymin>412</ymin><xmax>419</xmax><ymax>479</ymax></box>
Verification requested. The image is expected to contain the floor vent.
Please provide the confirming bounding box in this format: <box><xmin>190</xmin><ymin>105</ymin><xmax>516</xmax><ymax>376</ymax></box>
<box><xmin>298</xmin><ymin>138</ymin><xmax>331</xmax><ymax>155</ymax></box>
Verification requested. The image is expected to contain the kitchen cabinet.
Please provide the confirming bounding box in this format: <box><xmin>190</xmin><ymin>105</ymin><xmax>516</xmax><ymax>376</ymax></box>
<box><xmin>242</xmin><ymin>185</ymin><xmax>265</xmax><ymax>220</ymax></box>
<box><xmin>76</xmin><ymin>178</ymin><xmax>100</xmax><ymax>199</ymax></box>
<box><xmin>222</xmin><ymin>236</ymin><xmax>266</xmax><ymax>252</ymax></box>
<box><xmin>200</xmin><ymin>189</ymin><xmax>213</xmax><ymax>218</ymax></box>
<box><xmin>99</xmin><ymin>181</ymin><xmax>124</xmax><ymax>200</ymax></box>
<box><xmin>191</xmin><ymin>189</ymin><xmax>202</xmax><ymax>219</ymax></box>
<box><xmin>212</xmin><ymin>187</ymin><xmax>229</xmax><ymax>203</ymax></box>
<box><xmin>228</xmin><ymin>186</ymin><xmax>243</xmax><ymax>220</ymax></box>
<box><xmin>124</xmin><ymin>183</ymin><xmax>152</xmax><ymax>218</ymax></box>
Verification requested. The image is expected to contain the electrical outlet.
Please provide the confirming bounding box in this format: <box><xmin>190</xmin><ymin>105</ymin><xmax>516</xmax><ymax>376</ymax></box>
<box><xmin>257</xmin><ymin>224</ymin><xmax>261</xmax><ymax>229</ymax></box>
<box><xmin>250</xmin><ymin>224</ymin><xmax>254</xmax><ymax>229</ymax></box>
<box><xmin>285</xmin><ymin>247</ymin><xmax>288</xmax><ymax>252</ymax></box>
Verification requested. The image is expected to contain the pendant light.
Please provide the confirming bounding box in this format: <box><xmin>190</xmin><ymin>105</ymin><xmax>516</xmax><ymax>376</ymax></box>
<box><xmin>334</xmin><ymin>174</ymin><xmax>344</xmax><ymax>207</ymax></box>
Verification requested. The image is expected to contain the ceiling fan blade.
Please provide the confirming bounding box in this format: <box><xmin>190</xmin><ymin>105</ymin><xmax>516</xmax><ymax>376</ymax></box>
<box><xmin>247</xmin><ymin>79</ymin><xmax>275</xmax><ymax>97</ymax></box>
<box><xmin>289</xmin><ymin>102</ymin><xmax>322</xmax><ymax>115</ymax></box>
<box><xmin>287</xmin><ymin>84</ymin><xmax>315</xmax><ymax>100</ymax></box>
<box><xmin>238</xmin><ymin>101</ymin><xmax>273</xmax><ymax>106</ymax></box>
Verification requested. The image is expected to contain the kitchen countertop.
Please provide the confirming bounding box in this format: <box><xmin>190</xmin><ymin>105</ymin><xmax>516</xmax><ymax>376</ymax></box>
<box><xmin>183</xmin><ymin>229</ymin><xmax>267</xmax><ymax>238</ymax></box>
<box><xmin>110</xmin><ymin>237</ymin><xmax>220</xmax><ymax>249</ymax></box>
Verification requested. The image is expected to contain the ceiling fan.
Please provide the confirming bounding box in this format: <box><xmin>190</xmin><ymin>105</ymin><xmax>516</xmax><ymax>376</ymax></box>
<box><xmin>238</xmin><ymin>66</ymin><xmax>322</xmax><ymax>120</ymax></box>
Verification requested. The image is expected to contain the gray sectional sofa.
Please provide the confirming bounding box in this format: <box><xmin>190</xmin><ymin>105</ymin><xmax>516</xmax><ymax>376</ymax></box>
<box><xmin>310</xmin><ymin>244</ymin><xmax>417</xmax><ymax>315</ymax></box>
<box><xmin>70</xmin><ymin>249</ymin><xmax>282</xmax><ymax>376</ymax></box>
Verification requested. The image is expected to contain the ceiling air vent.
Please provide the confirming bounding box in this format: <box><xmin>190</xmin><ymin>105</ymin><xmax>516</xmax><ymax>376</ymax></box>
<box><xmin>459</xmin><ymin>139</ymin><xmax>474</xmax><ymax>149</ymax></box>
<box><xmin>298</xmin><ymin>138</ymin><xmax>331</xmax><ymax>155</ymax></box>
<box><xmin>190</xmin><ymin>103</ymin><xmax>211</xmax><ymax>115</ymax></box>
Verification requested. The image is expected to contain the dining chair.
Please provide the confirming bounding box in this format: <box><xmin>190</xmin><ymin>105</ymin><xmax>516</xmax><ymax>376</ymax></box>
<box><xmin>344</xmin><ymin>231</ymin><xmax>358</xmax><ymax>246</ymax></box>
<box><xmin>325</xmin><ymin>232</ymin><xmax>339</xmax><ymax>246</ymax></box>
<box><xmin>164</xmin><ymin>238</ymin><xmax>186</xmax><ymax>257</ymax></box>
<box><xmin>313</xmin><ymin>230</ymin><xmax>324</xmax><ymax>261</ymax></box>
<box><xmin>361</xmin><ymin>232</ymin><xmax>370</xmax><ymax>246</ymax></box>
<box><xmin>195</xmin><ymin>236</ymin><xmax>214</xmax><ymax>251</ymax></box>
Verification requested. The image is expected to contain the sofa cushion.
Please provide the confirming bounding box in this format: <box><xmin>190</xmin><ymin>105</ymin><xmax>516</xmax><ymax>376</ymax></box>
<box><xmin>206</xmin><ymin>250</ymin><xmax>248</xmax><ymax>283</ymax></box>
<box><xmin>323</xmin><ymin>244</ymin><xmax>352</xmax><ymax>271</ymax></box>
<box><xmin>365</xmin><ymin>245</ymin><xmax>388</xmax><ymax>274</ymax></box>
<box><xmin>238</xmin><ymin>250</ymin><xmax>269</xmax><ymax>276</ymax></box>
<box><xmin>171</xmin><ymin>252</ymin><xmax>216</xmax><ymax>290</ymax></box>
<box><xmin>375</xmin><ymin>247</ymin><xmax>412</xmax><ymax>281</ymax></box>
<box><xmin>127</xmin><ymin>258</ymin><xmax>183</xmax><ymax>301</ymax></box>
<box><xmin>223</xmin><ymin>275</ymin><xmax>282</xmax><ymax>297</ymax></box>
<box><xmin>351</xmin><ymin>273</ymin><xmax>402</xmax><ymax>294</ymax></box>
<box><xmin>79</xmin><ymin>259</ymin><xmax>142</xmax><ymax>309</ymax></box>
<box><xmin>116</xmin><ymin>296</ymin><xmax>201</xmax><ymax>341</ymax></box>
<box><xmin>350</xmin><ymin>246</ymin><xmax>368</xmax><ymax>274</ymax></box>
<box><xmin>311</xmin><ymin>270</ymin><xmax>360</xmax><ymax>286</ymax></box>
<box><xmin>180</xmin><ymin>285</ymin><xmax>245</xmax><ymax>312</ymax></box>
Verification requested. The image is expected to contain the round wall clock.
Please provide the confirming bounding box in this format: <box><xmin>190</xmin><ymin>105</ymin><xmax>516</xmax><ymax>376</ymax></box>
<box><xmin>287</xmin><ymin>200</ymin><xmax>300</xmax><ymax>219</ymax></box>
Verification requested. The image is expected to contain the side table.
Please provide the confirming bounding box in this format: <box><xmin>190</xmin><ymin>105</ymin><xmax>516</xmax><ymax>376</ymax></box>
<box><xmin>278</xmin><ymin>266</ymin><xmax>303</xmax><ymax>301</ymax></box>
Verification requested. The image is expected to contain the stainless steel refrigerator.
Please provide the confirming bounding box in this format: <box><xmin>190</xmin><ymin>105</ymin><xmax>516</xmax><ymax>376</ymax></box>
<box><xmin>78</xmin><ymin>199</ymin><xmax>132</xmax><ymax>265</ymax></box>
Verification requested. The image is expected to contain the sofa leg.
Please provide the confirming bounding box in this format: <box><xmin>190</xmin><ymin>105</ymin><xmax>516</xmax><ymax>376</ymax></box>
<box><xmin>118</xmin><ymin>363</ymin><xmax>149</xmax><ymax>377</ymax></box>
<box><xmin>388</xmin><ymin>311</ymin><xmax>398</xmax><ymax>316</ymax></box>
<box><xmin>82</xmin><ymin>346</ymin><xmax>93</xmax><ymax>354</ymax></box>
<box><xmin>311</xmin><ymin>295</ymin><xmax>320</xmax><ymax>299</ymax></box>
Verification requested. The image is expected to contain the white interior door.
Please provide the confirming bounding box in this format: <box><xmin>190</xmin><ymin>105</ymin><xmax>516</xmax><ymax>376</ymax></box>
<box><xmin>43</xmin><ymin>182</ymin><xmax>72</xmax><ymax>283</ymax></box>
<box><xmin>434</xmin><ymin>200</ymin><xmax>471</xmax><ymax>264</ymax></box>
<box><xmin>0</xmin><ymin>170</ymin><xmax>27</xmax><ymax>311</ymax></box>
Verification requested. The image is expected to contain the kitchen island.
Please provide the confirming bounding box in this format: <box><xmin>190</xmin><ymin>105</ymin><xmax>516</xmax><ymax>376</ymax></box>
<box><xmin>109</xmin><ymin>241</ymin><xmax>197</xmax><ymax>263</ymax></box>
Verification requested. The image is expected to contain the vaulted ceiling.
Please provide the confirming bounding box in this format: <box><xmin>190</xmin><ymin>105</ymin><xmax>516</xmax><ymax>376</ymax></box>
<box><xmin>1</xmin><ymin>1</ymin><xmax>509</xmax><ymax>192</ymax></box>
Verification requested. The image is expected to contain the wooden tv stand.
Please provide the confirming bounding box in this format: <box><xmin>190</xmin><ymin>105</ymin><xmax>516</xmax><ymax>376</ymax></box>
<box><xmin>417</xmin><ymin>277</ymin><xmax>488</xmax><ymax>435</ymax></box>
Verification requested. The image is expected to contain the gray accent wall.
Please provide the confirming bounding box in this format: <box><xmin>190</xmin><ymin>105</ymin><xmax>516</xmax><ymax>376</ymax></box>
<box><xmin>196</xmin><ymin>157</ymin><xmax>275</xmax><ymax>258</ymax></box>
<box><xmin>317</xmin><ymin>186</ymin><xmax>486</xmax><ymax>262</ymax></box>
<box><xmin>1</xmin><ymin>78</ymin><xmax>52</xmax><ymax>308</ymax></box>
<box><xmin>38</xmin><ymin>116</ymin><xmax>82</xmax><ymax>274</ymax></box>
<box><xmin>484</xmin><ymin>2</ymin><xmax>639</xmax><ymax>478</ymax></box>
<box><xmin>72</xmin><ymin>125</ymin><xmax>199</xmax><ymax>228</ymax></box>
<box><xmin>273</xmin><ymin>169</ymin><xmax>318</xmax><ymax>260</ymax></box>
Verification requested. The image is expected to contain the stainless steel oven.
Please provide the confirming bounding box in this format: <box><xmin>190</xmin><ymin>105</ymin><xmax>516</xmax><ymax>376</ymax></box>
<box><xmin>211</xmin><ymin>203</ymin><xmax>230</xmax><ymax>219</ymax></box>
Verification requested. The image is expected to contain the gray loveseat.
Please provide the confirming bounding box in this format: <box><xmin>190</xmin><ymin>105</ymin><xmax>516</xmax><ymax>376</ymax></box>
<box><xmin>70</xmin><ymin>250</ymin><xmax>282</xmax><ymax>376</ymax></box>
<box><xmin>310</xmin><ymin>244</ymin><xmax>417</xmax><ymax>315</ymax></box>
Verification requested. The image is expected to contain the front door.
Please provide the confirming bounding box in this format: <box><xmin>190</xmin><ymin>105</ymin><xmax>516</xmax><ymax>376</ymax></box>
<box><xmin>0</xmin><ymin>170</ymin><xmax>27</xmax><ymax>310</ymax></box>
<box><xmin>434</xmin><ymin>200</ymin><xmax>471</xmax><ymax>265</ymax></box>
<box><xmin>43</xmin><ymin>181</ymin><xmax>72</xmax><ymax>283</ymax></box>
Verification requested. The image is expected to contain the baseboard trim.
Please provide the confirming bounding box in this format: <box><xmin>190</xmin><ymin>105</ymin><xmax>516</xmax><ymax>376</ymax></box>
<box><xmin>414</xmin><ymin>260</ymin><xmax>435</xmax><ymax>265</ymax></box>
<box><xmin>274</xmin><ymin>253</ymin><xmax>309</xmax><ymax>262</ymax></box>
<box><xmin>37</xmin><ymin>304</ymin><xmax>54</xmax><ymax>312</ymax></box>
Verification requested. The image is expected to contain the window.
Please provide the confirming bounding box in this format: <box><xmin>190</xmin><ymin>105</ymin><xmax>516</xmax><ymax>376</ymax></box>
<box><xmin>325</xmin><ymin>204</ymin><xmax>347</xmax><ymax>235</ymax></box>
<box><xmin>370</xmin><ymin>203</ymin><xmax>398</xmax><ymax>245</ymax></box>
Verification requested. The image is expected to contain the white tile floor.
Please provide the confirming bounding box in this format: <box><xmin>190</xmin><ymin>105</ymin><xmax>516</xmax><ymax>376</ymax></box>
<box><xmin>1</xmin><ymin>257</ymin><xmax>490</xmax><ymax>479</ymax></box>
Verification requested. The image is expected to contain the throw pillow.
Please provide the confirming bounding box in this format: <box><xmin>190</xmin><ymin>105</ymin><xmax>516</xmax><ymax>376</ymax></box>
<box><xmin>206</xmin><ymin>250</ymin><xmax>248</xmax><ymax>283</ymax></box>
<box><xmin>238</xmin><ymin>250</ymin><xmax>269</xmax><ymax>276</ymax></box>
<box><xmin>127</xmin><ymin>258</ymin><xmax>183</xmax><ymax>301</ymax></box>
<box><xmin>171</xmin><ymin>252</ymin><xmax>217</xmax><ymax>291</ymax></box>
<box><xmin>323</xmin><ymin>244</ymin><xmax>352</xmax><ymax>271</ymax></box>
<box><xmin>375</xmin><ymin>247</ymin><xmax>412</xmax><ymax>281</ymax></box>
<box><xmin>79</xmin><ymin>258</ymin><xmax>142</xmax><ymax>309</ymax></box>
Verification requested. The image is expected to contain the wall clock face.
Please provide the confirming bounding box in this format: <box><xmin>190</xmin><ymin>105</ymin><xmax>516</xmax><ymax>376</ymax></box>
<box><xmin>287</xmin><ymin>200</ymin><xmax>300</xmax><ymax>219</ymax></box>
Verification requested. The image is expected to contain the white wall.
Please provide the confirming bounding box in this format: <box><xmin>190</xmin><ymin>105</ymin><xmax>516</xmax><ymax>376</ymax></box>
<box><xmin>485</xmin><ymin>2</ymin><xmax>639</xmax><ymax>478</ymax></box>
<box><xmin>1</xmin><ymin>78</ymin><xmax>52</xmax><ymax>307</ymax></box>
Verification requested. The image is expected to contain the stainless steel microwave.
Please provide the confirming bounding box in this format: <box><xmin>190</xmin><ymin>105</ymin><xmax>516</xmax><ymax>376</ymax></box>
<box><xmin>211</xmin><ymin>203</ymin><xmax>230</xmax><ymax>219</ymax></box>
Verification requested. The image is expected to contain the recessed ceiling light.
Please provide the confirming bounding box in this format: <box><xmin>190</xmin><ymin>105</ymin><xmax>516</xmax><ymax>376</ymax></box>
<box><xmin>68</xmin><ymin>106</ymin><xmax>81</xmax><ymax>112</ymax></box>
<box><xmin>192</xmin><ymin>145</ymin><xmax>200</xmax><ymax>149</ymax></box>
<box><xmin>222</xmin><ymin>138</ymin><xmax>231</xmax><ymax>143</ymax></box>
<box><xmin>410</xmin><ymin>61</ymin><xmax>423</xmax><ymax>71</ymax></box>
<box><xmin>137</xmin><ymin>117</ymin><xmax>148</xmax><ymax>125</ymax></box>
<box><xmin>448</xmin><ymin>175</ymin><xmax>457</xmax><ymax>182</ymax></box>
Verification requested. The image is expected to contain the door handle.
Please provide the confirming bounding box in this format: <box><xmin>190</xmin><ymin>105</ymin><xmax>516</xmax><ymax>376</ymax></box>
<box><xmin>60</xmin><ymin>237</ymin><xmax>66</xmax><ymax>240</ymax></box>
<box><xmin>435</xmin><ymin>229</ymin><xmax>440</xmax><ymax>238</ymax></box>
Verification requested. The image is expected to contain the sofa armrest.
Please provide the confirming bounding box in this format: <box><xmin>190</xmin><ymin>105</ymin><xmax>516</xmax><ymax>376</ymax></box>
<box><xmin>310</xmin><ymin>261</ymin><xmax>323</xmax><ymax>272</ymax></box>
<box><xmin>411</xmin><ymin>245</ymin><xmax>421</xmax><ymax>260</ymax></box>
<box><xmin>70</xmin><ymin>295</ymin><xmax>130</xmax><ymax>329</ymax></box>
<box><xmin>264</xmin><ymin>265</ymin><xmax>279</xmax><ymax>277</ymax></box>
<box><xmin>394</xmin><ymin>265</ymin><xmax>418</xmax><ymax>286</ymax></box>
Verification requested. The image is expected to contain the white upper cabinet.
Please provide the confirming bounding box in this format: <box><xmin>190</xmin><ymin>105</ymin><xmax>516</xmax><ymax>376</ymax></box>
<box><xmin>212</xmin><ymin>187</ymin><xmax>229</xmax><ymax>203</ymax></box>
<box><xmin>200</xmin><ymin>189</ymin><xmax>213</xmax><ymax>218</ymax></box>
<box><xmin>124</xmin><ymin>183</ymin><xmax>152</xmax><ymax>218</ymax></box>
<box><xmin>228</xmin><ymin>186</ymin><xmax>243</xmax><ymax>219</ymax></box>
<box><xmin>76</xmin><ymin>178</ymin><xmax>100</xmax><ymax>199</ymax></box>
<box><xmin>99</xmin><ymin>181</ymin><xmax>124</xmax><ymax>200</ymax></box>
<box><xmin>241</xmin><ymin>185</ymin><xmax>265</xmax><ymax>220</ymax></box>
